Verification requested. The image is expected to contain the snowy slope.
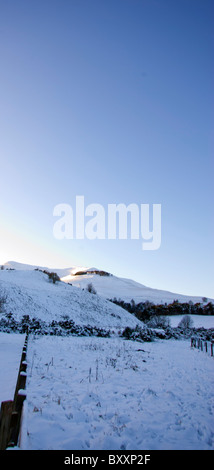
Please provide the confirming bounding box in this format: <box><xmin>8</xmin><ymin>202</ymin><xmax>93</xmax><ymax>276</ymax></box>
<box><xmin>3</xmin><ymin>261</ymin><xmax>87</xmax><ymax>278</ymax></box>
<box><xmin>0</xmin><ymin>269</ymin><xmax>141</xmax><ymax>329</ymax></box>
<box><xmin>63</xmin><ymin>272</ymin><xmax>212</xmax><ymax>304</ymax></box>
<box><xmin>3</xmin><ymin>261</ymin><xmax>212</xmax><ymax>305</ymax></box>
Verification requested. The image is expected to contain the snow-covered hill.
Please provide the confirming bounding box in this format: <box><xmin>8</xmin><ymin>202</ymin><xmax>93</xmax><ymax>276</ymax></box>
<box><xmin>0</xmin><ymin>267</ymin><xmax>141</xmax><ymax>330</ymax></box>
<box><xmin>63</xmin><ymin>272</ymin><xmax>212</xmax><ymax>305</ymax></box>
<box><xmin>1</xmin><ymin>262</ymin><xmax>214</xmax><ymax>452</ymax></box>
<box><xmin>2</xmin><ymin>261</ymin><xmax>213</xmax><ymax>305</ymax></box>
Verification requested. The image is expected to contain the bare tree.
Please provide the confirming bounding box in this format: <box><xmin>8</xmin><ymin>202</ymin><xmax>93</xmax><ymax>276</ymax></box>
<box><xmin>87</xmin><ymin>283</ymin><xmax>97</xmax><ymax>294</ymax></box>
<box><xmin>178</xmin><ymin>315</ymin><xmax>194</xmax><ymax>329</ymax></box>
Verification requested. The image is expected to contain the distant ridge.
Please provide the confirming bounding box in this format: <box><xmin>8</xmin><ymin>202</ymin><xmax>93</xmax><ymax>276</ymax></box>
<box><xmin>2</xmin><ymin>261</ymin><xmax>213</xmax><ymax>305</ymax></box>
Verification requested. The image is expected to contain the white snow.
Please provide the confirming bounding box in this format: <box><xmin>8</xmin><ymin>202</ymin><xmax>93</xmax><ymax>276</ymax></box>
<box><xmin>62</xmin><ymin>274</ymin><xmax>214</xmax><ymax>304</ymax></box>
<box><xmin>63</xmin><ymin>272</ymin><xmax>214</xmax><ymax>304</ymax></box>
<box><xmin>169</xmin><ymin>315</ymin><xmax>214</xmax><ymax>329</ymax></box>
<box><xmin>0</xmin><ymin>269</ymin><xmax>141</xmax><ymax>329</ymax></box>
<box><xmin>19</xmin><ymin>335</ymin><xmax>214</xmax><ymax>450</ymax></box>
<box><xmin>1</xmin><ymin>262</ymin><xmax>213</xmax><ymax>451</ymax></box>
<box><xmin>0</xmin><ymin>332</ymin><xmax>25</xmax><ymax>403</ymax></box>
<box><xmin>3</xmin><ymin>261</ymin><xmax>213</xmax><ymax>305</ymax></box>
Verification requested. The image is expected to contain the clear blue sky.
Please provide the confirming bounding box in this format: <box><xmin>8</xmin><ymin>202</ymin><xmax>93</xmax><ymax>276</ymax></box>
<box><xmin>0</xmin><ymin>0</ymin><xmax>213</xmax><ymax>298</ymax></box>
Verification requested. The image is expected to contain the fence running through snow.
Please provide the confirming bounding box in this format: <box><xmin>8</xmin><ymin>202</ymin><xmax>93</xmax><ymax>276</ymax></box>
<box><xmin>191</xmin><ymin>336</ymin><xmax>214</xmax><ymax>357</ymax></box>
<box><xmin>0</xmin><ymin>331</ymin><xmax>213</xmax><ymax>449</ymax></box>
<box><xmin>0</xmin><ymin>330</ymin><xmax>28</xmax><ymax>450</ymax></box>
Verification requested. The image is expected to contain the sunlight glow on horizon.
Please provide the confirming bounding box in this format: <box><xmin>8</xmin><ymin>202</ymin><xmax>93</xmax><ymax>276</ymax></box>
<box><xmin>0</xmin><ymin>0</ymin><xmax>213</xmax><ymax>299</ymax></box>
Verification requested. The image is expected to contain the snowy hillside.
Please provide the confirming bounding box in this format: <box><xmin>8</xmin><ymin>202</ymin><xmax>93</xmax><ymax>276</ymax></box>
<box><xmin>1</xmin><ymin>263</ymin><xmax>214</xmax><ymax>451</ymax></box>
<box><xmin>63</xmin><ymin>272</ymin><xmax>211</xmax><ymax>304</ymax></box>
<box><xmin>3</xmin><ymin>261</ymin><xmax>213</xmax><ymax>305</ymax></box>
<box><xmin>0</xmin><ymin>268</ymin><xmax>141</xmax><ymax>330</ymax></box>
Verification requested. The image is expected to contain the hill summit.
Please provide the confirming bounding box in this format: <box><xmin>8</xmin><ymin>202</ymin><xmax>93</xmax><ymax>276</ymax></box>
<box><xmin>2</xmin><ymin>260</ymin><xmax>213</xmax><ymax>305</ymax></box>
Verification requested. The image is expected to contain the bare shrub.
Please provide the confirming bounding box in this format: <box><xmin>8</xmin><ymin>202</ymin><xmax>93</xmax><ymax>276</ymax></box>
<box><xmin>87</xmin><ymin>283</ymin><xmax>97</xmax><ymax>294</ymax></box>
<box><xmin>178</xmin><ymin>315</ymin><xmax>194</xmax><ymax>329</ymax></box>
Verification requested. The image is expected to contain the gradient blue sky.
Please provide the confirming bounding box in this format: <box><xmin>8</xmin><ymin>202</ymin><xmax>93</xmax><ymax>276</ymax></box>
<box><xmin>0</xmin><ymin>0</ymin><xmax>213</xmax><ymax>297</ymax></box>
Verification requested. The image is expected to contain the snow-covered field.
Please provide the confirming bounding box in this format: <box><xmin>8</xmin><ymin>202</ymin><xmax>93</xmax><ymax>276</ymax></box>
<box><xmin>0</xmin><ymin>333</ymin><xmax>25</xmax><ymax>403</ymax></box>
<box><xmin>18</xmin><ymin>335</ymin><xmax>214</xmax><ymax>451</ymax></box>
<box><xmin>169</xmin><ymin>315</ymin><xmax>214</xmax><ymax>329</ymax></box>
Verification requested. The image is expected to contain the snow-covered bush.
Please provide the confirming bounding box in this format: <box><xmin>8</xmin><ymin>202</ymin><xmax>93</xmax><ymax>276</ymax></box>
<box><xmin>121</xmin><ymin>325</ymin><xmax>154</xmax><ymax>342</ymax></box>
<box><xmin>0</xmin><ymin>313</ymin><xmax>111</xmax><ymax>337</ymax></box>
<box><xmin>145</xmin><ymin>315</ymin><xmax>171</xmax><ymax>329</ymax></box>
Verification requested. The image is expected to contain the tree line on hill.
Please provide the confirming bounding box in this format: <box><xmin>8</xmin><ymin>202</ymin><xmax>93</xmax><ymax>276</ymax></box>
<box><xmin>74</xmin><ymin>270</ymin><xmax>111</xmax><ymax>276</ymax></box>
<box><xmin>109</xmin><ymin>298</ymin><xmax>214</xmax><ymax>322</ymax></box>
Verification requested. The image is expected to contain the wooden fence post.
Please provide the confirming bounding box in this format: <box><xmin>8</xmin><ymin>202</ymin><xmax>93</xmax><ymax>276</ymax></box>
<box><xmin>0</xmin><ymin>331</ymin><xmax>29</xmax><ymax>449</ymax></box>
<box><xmin>0</xmin><ymin>401</ymin><xmax>14</xmax><ymax>450</ymax></box>
<box><xmin>8</xmin><ymin>391</ymin><xmax>27</xmax><ymax>447</ymax></box>
<box><xmin>191</xmin><ymin>337</ymin><xmax>214</xmax><ymax>357</ymax></box>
